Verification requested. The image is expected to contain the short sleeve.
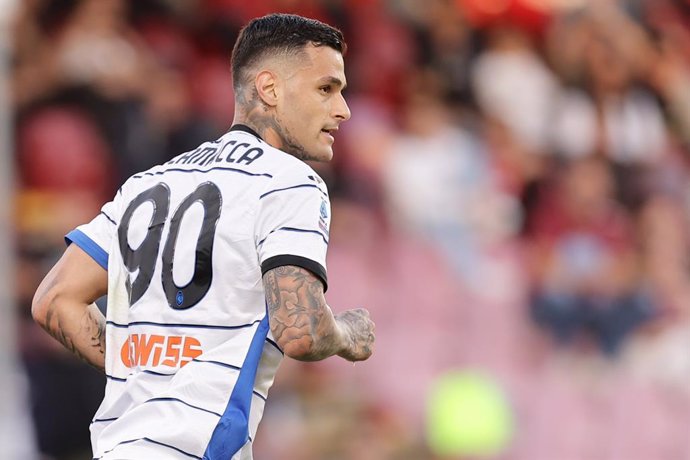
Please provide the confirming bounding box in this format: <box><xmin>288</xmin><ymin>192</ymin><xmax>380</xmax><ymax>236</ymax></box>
<box><xmin>255</xmin><ymin>167</ymin><xmax>331</xmax><ymax>290</ymax></box>
<box><xmin>65</xmin><ymin>195</ymin><xmax>121</xmax><ymax>270</ymax></box>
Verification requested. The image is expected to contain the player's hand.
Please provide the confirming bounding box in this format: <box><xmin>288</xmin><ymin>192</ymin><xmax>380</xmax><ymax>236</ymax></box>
<box><xmin>335</xmin><ymin>308</ymin><xmax>375</xmax><ymax>362</ymax></box>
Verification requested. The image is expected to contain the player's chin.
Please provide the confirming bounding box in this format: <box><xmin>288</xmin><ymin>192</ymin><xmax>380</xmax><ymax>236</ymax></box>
<box><xmin>315</xmin><ymin>135</ymin><xmax>335</xmax><ymax>160</ymax></box>
<box><xmin>309</xmin><ymin>145</ymin><xmax>334</xmax><ymax>162</ymax></box>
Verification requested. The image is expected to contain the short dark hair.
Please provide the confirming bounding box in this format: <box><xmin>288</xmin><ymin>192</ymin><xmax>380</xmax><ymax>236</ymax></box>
<box><xmin>231</xmin><ymin>13</ymin><xmax>347</xmax><ymax>91</ymax></box>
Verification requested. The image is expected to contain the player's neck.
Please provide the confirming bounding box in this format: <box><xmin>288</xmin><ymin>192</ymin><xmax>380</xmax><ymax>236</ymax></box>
<box><xmin>233</xmin><ymin>92</ymin><xmax>302</xmax><ymax>157</ymax></box>
<box><xmin>232</xmin><ymin>113</ymin><xmax>280</xmax><ymax>148</ymax></box>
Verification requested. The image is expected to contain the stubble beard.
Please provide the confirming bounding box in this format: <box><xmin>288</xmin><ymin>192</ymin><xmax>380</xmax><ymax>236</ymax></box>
<box><xmin>257</xmin><ymin>115</ymin><xmax>319</xmax><ymax>161</ymax></box>
<box><xmin>243</xmin><ymin>93</ymin><xmax>320</xmax><ymax>162</ymax></box>
<box><xmin>272</xmin><ymin>117</ymin><xmax>314</xmax><ymax>161</ymax></box>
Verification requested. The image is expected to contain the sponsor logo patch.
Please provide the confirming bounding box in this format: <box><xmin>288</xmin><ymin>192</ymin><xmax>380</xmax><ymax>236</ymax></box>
<box><xmin>121</xmin><ymin>334</ymin><xmax>202</xmax><ymax>368</ymax></box>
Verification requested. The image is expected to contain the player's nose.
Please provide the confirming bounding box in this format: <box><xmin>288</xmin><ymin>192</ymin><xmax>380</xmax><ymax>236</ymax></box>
<box><xmin>333</xmin><ymin>93</ymin><xmax>351</xmax><ymax>122</ymax></box>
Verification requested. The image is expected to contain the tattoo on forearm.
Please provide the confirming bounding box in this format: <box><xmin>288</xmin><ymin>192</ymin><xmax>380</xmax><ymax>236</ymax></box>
<box><xmin>44</xmin><ymin>304</ymin><xmax>84</xmax><ymax>360</ymax></box>
<box><xmin>43</xmin><ymin>304</ymin><xmax>105</xmax><ymax>372</ymax></box>
<box><xmin>82</xmin><ymin>307</ymin><xmax>106</xmax><ymax>357</ymax></box>
<box><xmin>264</xmin><ymin>266</ymin><xmax>337</xmax><ymax>360</ymax></box>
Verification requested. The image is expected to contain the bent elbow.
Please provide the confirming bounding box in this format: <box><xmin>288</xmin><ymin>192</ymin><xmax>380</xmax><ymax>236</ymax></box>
<box><xmin>31</xmin><ymin>282</ymin><xmax>59</xmax><ymax>329</ymax></box>
<box><xmin>31</xmin><ymin>292</ymin><xmax>48</xmax><ymax>328</ymax></box>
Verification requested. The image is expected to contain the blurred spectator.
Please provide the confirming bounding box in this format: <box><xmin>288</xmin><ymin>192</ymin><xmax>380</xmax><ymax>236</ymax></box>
<box><xmin>17</xmin><ymin>107</ymin><xmax>114</xmax><ymax>200</ymax></box>
<box><xmin>621</xmin><ymin>194</ymin><xmax>690</xmax><ymax>392</ymax></box>
<box><xmin>344</xmin><ymin>0</ymin><xmax>417</xmax><ymax>106</ymax></box>
<box><xmin>526</xmin><ymin>156</ymin><xmax>655</xmax><ymax>356</ymax></box>
<box><xmin>548</xmin><ymin>7</ymin><xmax>669</xmax><ymax>165</ymax></box>
<box><xmin>54</xmin><ymin>0</ymin><xmax>149</xmax><ymax>99</ymax></box>
<box><xmin>471</xmin><ymin>25</ymin><xmax>561</xmax><ymax>153</ymax></box>
<box><xmin>396</xmin><ymin>0</ymin><xmax>478</xmax><ymax>105</ymax></box>
<box><xmin>642</xmin><ymin>0</ymin><xmax>690</xmax><ymax>148</ymax></box>
<box><xmin>382</xmin><ymin>70</ymin><xmax>520</xmax><ymax>292</ymax></box>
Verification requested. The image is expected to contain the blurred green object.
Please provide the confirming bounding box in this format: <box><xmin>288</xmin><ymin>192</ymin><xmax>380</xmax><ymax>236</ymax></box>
<box><xmin>426</xmin><ymin>370</ymin><xmax>513</xmax><ymax>458</ymax></box>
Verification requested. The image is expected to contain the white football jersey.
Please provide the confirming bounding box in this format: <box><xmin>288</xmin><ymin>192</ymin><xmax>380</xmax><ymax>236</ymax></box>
<box><xmin>66</xmin><ymin>125</ymin><xmax>331</xmax><ymax>459</ymax></box>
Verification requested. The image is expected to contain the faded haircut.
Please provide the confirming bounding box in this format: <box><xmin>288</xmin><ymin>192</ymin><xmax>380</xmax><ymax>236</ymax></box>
<box><xmin>231</xmin><ymin>13</ymin><xmax>347</xmax><ymax>93</ymax></box>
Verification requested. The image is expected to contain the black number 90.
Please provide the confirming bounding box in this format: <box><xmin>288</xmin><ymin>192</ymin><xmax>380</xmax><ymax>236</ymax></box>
<box><xmin>117</xmin><ymin>182</ymin><xmax>222</xmax><ymax>310</ymax></box>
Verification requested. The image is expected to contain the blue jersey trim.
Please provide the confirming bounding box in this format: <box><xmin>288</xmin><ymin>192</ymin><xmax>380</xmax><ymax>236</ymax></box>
<box><xmin>65</xmin><ymin>229</ymin><xmax>108</xmax><ymax>270</ymax></box>
<box><xmin>203</xmin><ymin>315</ymin><xmax>269</xmax><ymax>459</ymax></box>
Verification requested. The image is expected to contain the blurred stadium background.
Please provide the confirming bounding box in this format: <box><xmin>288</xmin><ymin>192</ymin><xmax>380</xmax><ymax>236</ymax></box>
<box><xmin>3</xmin><ymin>0</ymin><xmax>690</xmax><ymax>459</ymax></box>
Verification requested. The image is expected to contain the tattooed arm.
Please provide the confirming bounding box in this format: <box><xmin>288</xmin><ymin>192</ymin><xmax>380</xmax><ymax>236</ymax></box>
<box><xmin>32</xmin><ymin>244</ymin><xmax>108</xmax><ymax>371</ymax></box>
<box><xmin>263</xmin><ymin>265</ymin><xmax>375</xmax><ymax>362</ymax></box>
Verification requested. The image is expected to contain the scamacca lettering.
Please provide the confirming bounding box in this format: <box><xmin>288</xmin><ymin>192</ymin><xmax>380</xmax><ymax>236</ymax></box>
<box><xmin>166</xmin><ymin>140</ymin><xmax>264</xmax><ymax>167</ymax></box>
<box><xmin>120</xmin><ymin>333</ymin><xmax>202</xmax><ymax>368</ymax></box>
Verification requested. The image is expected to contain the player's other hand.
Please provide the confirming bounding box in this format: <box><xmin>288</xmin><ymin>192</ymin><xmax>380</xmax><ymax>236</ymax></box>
<box><xmin>335</xmin><ymin>308</ymin><xmax>375</xmax><ymax>362</ymax></box>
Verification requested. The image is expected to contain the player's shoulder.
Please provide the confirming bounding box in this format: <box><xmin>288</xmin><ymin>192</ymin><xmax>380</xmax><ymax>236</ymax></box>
<box><xmin>117</xmin><ymin>126</ymin><xmax>328</xmax><ymax>199</ymax></box>
<box><xmin>219</xmin><ymin>127</ymin><xmax>328</xmax><ymax>197</ymax></box>
<box><xmin>263</xmin><ymin>151</ymin><xmax>329</xmax><ymax>198</ymax></box>
<box><xmin>220</xmin><ymin>130</ymin><xmax>330</xmax><ymax>196</ymax></box>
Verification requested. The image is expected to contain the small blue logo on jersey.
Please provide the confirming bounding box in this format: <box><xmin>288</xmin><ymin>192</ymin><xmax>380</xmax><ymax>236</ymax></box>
<box><xmin>320</xmin><ymin>201</ymin><xmax>329</xmax><ymax>220</ymax></box>
<box><xmin>176</xmin><ymin>291</ymin><xmax>184</xmax><ymax>306</ymax></box>
<box><xmin>319</xmin><ymin>200</ymin><xmax>329</xmax><ymax>234</ymax></box>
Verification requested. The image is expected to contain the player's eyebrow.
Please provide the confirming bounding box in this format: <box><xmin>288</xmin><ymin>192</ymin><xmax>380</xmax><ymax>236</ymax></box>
<box><xmin>320</xmin><ymin>76</ymin><xmax>347</xmax><ymax>91</ymax></box>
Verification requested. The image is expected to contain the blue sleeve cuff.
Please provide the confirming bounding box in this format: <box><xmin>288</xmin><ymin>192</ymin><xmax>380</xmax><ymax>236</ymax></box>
<box><xmin>65</xmin><ymin>229</ymin><xmax>109</xmax><ymax>270</ymax></box>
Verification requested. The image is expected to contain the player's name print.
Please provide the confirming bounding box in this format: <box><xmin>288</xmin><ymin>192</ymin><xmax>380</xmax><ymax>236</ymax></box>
<box><xmin>166</xmin><ymin>140</ymin><xmax>264</xmax><ymax>167</ymax></box>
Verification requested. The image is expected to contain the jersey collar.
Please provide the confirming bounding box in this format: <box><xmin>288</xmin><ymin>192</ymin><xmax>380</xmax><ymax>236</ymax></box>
<box><xmin>228</xmin><ymin>124</ymin><xmax>263</xmax><ymax>141</ymax></box>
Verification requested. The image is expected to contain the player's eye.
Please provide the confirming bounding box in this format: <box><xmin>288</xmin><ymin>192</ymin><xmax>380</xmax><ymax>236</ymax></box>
<box><xmin>319</xmin><ymin>85</ymin><xmax>332</xmax><ymax>94</ymax></box>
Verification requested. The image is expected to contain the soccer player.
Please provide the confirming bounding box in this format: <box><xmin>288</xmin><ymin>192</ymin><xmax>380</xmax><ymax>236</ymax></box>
<box><xmin>31</xmin><ymin>13</ymin><xmax>375</xmax><ymax>460</ymax></box>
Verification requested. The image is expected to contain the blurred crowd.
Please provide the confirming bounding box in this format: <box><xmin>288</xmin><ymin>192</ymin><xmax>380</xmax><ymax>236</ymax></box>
<box><xmin>10</xmin><ymin>0</ymin><xmax>690</xmax><ymax>459</ymax></box>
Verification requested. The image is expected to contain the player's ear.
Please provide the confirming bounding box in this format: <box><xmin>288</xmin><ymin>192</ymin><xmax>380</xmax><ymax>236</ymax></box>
<box><xmin>255</xmin><ymin>70</ymin><xmax>278</xmax><ymax>107</ymax></box>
